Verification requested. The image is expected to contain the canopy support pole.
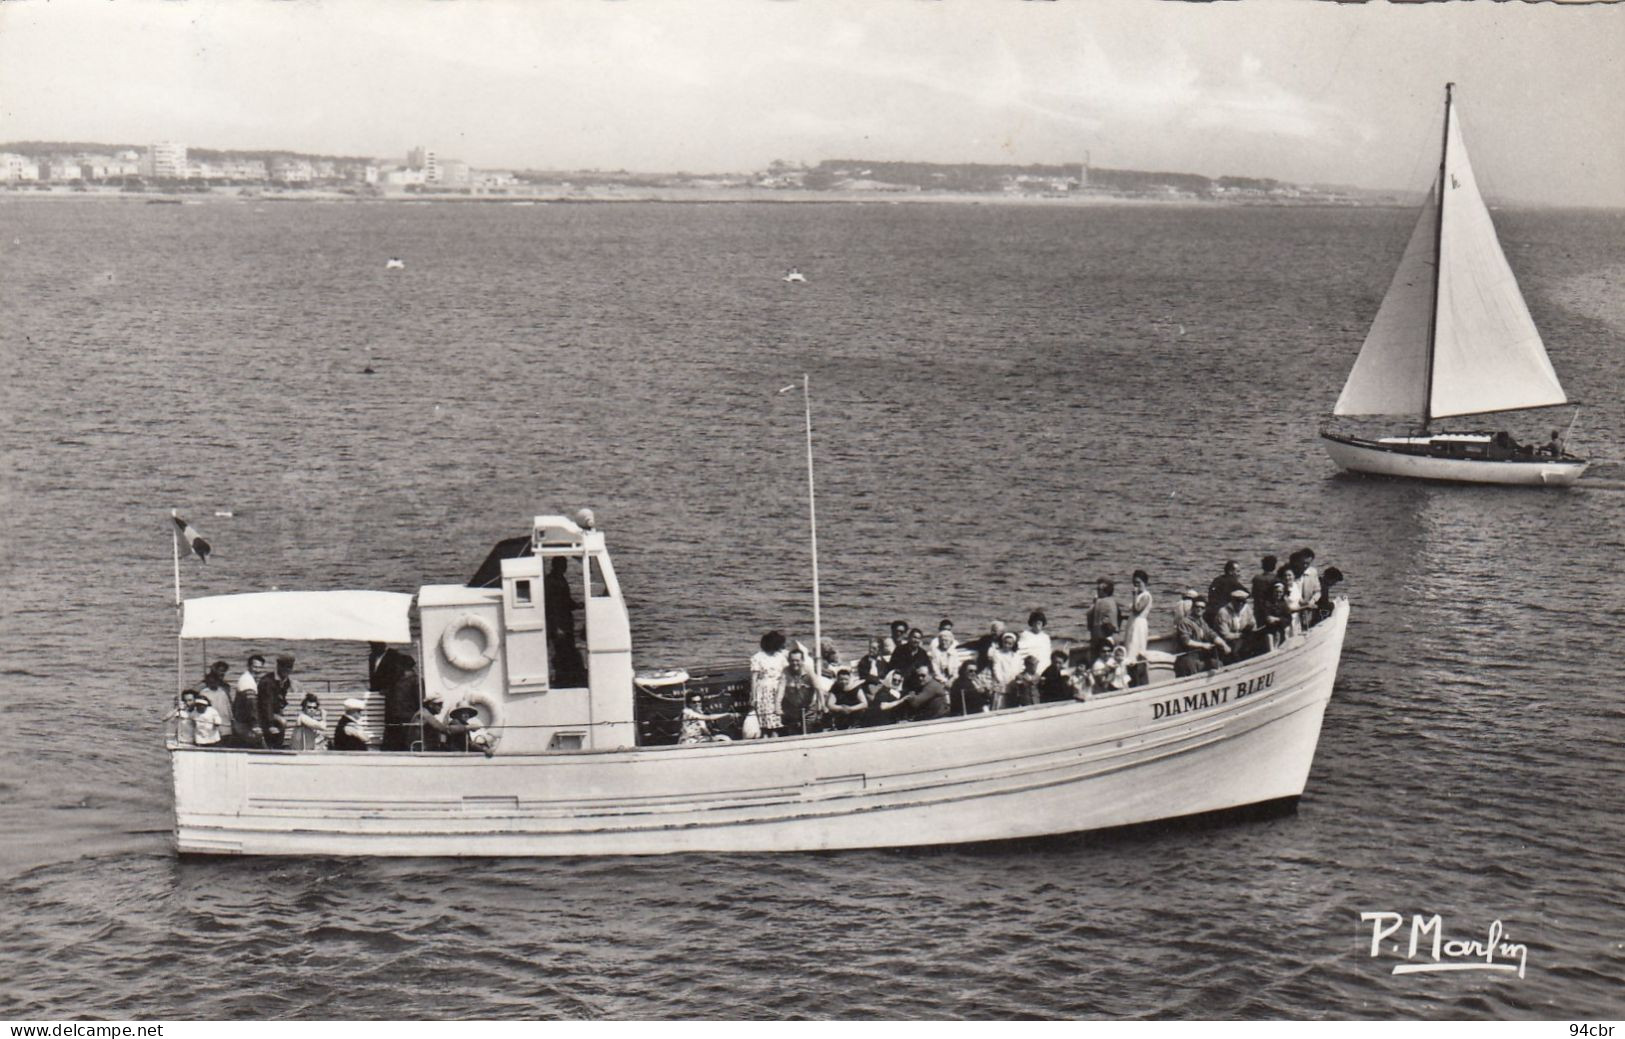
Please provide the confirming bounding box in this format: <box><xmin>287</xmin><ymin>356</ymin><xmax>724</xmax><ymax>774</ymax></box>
<box><xmin>171</xmin><ymin>509</ymin><xmax>184</xmax><ymax>698</ymax></box>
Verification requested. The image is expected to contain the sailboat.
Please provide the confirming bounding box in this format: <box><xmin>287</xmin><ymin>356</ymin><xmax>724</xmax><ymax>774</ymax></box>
<box><xmin>1320</xmin><ymin>84</ymin><xmax>1587</xmax><ymax>487</ymax></box>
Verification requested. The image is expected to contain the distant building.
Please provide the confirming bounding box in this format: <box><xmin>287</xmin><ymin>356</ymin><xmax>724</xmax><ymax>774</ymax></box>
<box><xmin>270</xmin><ymin>157</ymin><xmax>314</xmax><ymax>183</ymax></box>
<box><xmin>141</xmin><ymin>142</ymin><xmax>188</xmax><ymax>179</ymax></box>
<box><xmin>0</xmin><ymin>153</ymin><xmax>40</xmax><ymax>182</ymax></box>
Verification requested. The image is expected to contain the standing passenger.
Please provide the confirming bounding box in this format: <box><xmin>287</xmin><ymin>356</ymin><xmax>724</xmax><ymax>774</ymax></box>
<box><xmin>1087</xmin><ymin>581</ymin><xmax>1122</xmax><ymax>659</ymax></box>
<box><xmin>190</xmin><ymin>692</ymin><xmax>224</xmax><ymax>748</ymax></box>
<box><xmin>927</xmin><ymin>628</ymin><xmax>959</xmax><ymax>686</ymax></box>
<box><xmin>749</xmin><ymin>630</ymin><xmax>790</xmax><ymax>738</ymax></box>
<box><xmin>198</xmin><ymin>661</ymin><xmax>236</xmax><ymax>739</ymax></box>
<box><xmin>382</xmin><ymin>655</ymin><xmax>420</xmax><ymax>751</ymax></box>
<box><xmin>970</xmin><ymin>620</ymin><xmax>1007</xmax><ymax>669</ymax></box>
<box><xmin>1123</xmin><ymin>570</ymin><xmax>1153</xmax><ymax>685</ymax></box>
<box><xmin>1206</xmin><ymin>561</ymin><xmax>1246</xmax><ymax>627</ymax></box>
<box><xmin>232</xmin><ymin>654</ymin><xmax>267</xmax><ymax>748</ymax></box>
<box><xmin>1251</xmin><ymin>555</ymin><xmax>1279</xmax><ymax>606</ymax></box>
<box><xmin>256</xmin><ymin>654</ymin><xmax>297</xmax><ymax>750</ymax></box>
<box><xmin>167</xmin><ymin>690</ymin><xmax>199</xmax><ymax>745</ymax></box>
<box><xmin>1016</xmin><ymin>611</ymin><xmax>1052</xmax><ymax>673</ymax></box>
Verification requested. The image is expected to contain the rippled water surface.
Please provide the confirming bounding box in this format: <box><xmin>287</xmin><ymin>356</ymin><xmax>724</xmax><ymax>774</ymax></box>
<box><xmin>1</xmin><ymin>197</ymin><xmax>1622</xmax><ymax>1020</ymax></box>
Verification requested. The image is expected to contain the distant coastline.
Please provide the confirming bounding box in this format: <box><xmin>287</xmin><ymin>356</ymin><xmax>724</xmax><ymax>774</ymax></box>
<box><xmin>0</xmin><ymin>182</ymin><xmax>1404</xmax><ymax>209</ymax></box>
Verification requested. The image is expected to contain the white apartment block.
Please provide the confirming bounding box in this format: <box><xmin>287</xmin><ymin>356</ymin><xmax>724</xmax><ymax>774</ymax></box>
<box><xmin>0</xmin><ymin>153</ymin><xmax>40</xmax><ymax>182</ymax></box>
<box><xmin>142</xmin><ymin>142</ymin><xmax>189</xmax><ymax>179</ymax></box>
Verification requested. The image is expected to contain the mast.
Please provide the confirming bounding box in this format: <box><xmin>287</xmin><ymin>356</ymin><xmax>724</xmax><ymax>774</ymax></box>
<box><xmin>1422</xmin><ymin>82</ymin><xmax>1454</xmax><ymax>432</ymax></box>
<box><xmin>801</xmin><ymin>374</ymin><xmax>822</xmax><ymax>662</ymax></box>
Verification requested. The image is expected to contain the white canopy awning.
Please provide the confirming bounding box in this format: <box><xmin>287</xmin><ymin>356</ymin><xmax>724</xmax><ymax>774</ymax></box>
<box><xmin>180</xmin><ymin>591</ymin><xmax>414</xmax><ymax>643</ymax></box>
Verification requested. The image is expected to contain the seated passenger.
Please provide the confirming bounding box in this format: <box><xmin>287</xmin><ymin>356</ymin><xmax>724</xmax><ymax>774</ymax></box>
<box><xmin>926</xmin><ymin>628</ymin><xmax>959</xmax><ymax>685</ymax></box>
<box><xmin>410</xmin><ymin>694</ymin><xmax>453</xmax><ymax>751</ymax></box>
<box><xmin>902</xmin><ymin>662</ymin><xmax>950</xmax><ymax>722</ymax></box>
<box><xmin>1213</xmin><ymin>590</ymin><xmax>1256</xmax><ymax>660</ymax></box>
<box><xmin>987</xmin><ymin>631</ymin><xmax>1024</xmax><ymax>703</ymax></box>
<box><xmin>1008</xmin><ymin>655</ymin><xmax>1042</xmax><ymax>708</ymax></box>
<box><xmin>857</xmin><ymin>638</ymin><xmax>889</xmax><ymax>689</ymax></box>
<box><xmin>1038</xmin><ymin>649</ymin><xmax>1076</xmax><ymax>704</ymax></box>
<box><xmin>824</xmin><ymin>669</ymin><xmax>869</xmax><ymax>730</ymax></box>
<box><xmin>332</xmin><ymin>698</ymin><xmax>372</xmax><ymax>751</ymax></box>
<box><xmin>974</xmin><ymin>663</ymin><xmax>1005</xmax><ymax>712</ymax></box>
<box><xmin>1090</xmin><ymin>644</ymin><xmax>1129</xmax><ymax>694</ymax></box>
<box><xmin>680</xmin><ymin>692</ymin><xmax>734</xmax><ymax>744</ymax></box>
<box><xmin>863</xmin><ymin>671</ymin><xmax>908</xmax><ymax>727</ymax></box>
<box><xmin>1257</xmin><ymin>579</ymin><xmax>1293</xmax><ymax>650</ymax></box>
<box><xmin>289</xmin><ymin>692</ymin><xmax>328</xmax><ymax>751</ymax></box>
<box><xmin>1174</xmin><ymin>597</ymin><xmax>1229</xmax><ymax>676</ymax></box>
<box><xmin>950</xmin><ymin>661</ymin><xmax>991</xmax><ymax>716</ymax></box>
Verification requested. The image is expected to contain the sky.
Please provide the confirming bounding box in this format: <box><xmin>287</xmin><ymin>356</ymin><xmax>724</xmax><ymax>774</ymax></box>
<box><xmin>1</xmin><ymin>0</ymin><xmax>1621</xmax><ymax>206</ymax></box>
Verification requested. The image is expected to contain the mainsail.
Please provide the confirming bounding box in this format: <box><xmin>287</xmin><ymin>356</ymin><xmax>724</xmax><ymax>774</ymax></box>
<box><xmin>1333</xmin><ymin>88</ymin><xmax>1569</xmax><ymax>421</ymax></box>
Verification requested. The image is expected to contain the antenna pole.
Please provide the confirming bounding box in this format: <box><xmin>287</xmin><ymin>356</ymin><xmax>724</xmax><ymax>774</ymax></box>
<box><xmin>802</xmin><ymin>373</ymin><xmax>822</xmax><ymax>662</ymax></box>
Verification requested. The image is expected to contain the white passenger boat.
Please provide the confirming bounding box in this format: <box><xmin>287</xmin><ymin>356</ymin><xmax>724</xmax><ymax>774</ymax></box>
<box><xmin>1320</xmin><ymin>83</ymin><xmax>1586</xmax><ymax>486</ymax></box>
<box><xmin>168</xmin><ymin>513</ymin><xmax>1350</xmax><ymax>857</ymax></box>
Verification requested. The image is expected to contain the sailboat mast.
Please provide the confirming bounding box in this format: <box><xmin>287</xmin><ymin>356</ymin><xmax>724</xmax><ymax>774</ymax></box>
<box><xmin>1421</xmin><ymin>82</ymin><xmax>1454</xmax><ymax>432</ymax></box>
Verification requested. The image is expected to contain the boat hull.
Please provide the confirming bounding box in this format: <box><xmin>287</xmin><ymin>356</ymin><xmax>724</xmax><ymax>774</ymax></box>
<box><xmin>1321</xmin><ymin>434</ymin><xmax>1586</xmax><ymax>486</ymax></box>
<box><xmin>172</xmin><ymin>603</ymin><xmax>1348</xmax><ymax>857</ymax></box>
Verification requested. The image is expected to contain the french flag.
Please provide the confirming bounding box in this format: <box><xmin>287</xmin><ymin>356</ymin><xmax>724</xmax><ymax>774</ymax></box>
<box><xmin>172</xmin><ymin>513</ymin><xmax>211</xmax><ymax>564</ymax></box>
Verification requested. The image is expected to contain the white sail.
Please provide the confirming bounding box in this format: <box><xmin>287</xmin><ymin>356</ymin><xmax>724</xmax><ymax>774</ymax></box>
<box><xmin>1429</xmin><ymin>107</ymin><xmax>1568</xmax><ymax>419</ymax></box>
<box><xmin>1333</xmin><ymin>189</ymin><xmax>1437</xmax><ymax>417</ymax></box>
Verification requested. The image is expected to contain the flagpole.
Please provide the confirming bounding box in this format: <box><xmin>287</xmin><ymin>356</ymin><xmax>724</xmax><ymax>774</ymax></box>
<box><xmin>171</xmin><ymin>509</ymin><xmax>184</xmax><ymax>696</ymax></box>
<box><xmin>802</xmin><ymin>373</ymin><xmax>821</xmax><ymax>664</ymax></box>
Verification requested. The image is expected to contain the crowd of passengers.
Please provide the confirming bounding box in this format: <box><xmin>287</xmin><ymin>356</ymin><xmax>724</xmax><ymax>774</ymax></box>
<box><xmin>680</xmin><ymin>548</ymin><xmax>1342</xmax><ymax>743</ymax></box>
<box><xmin>165</xmin><ymin>645</ymin><xmax>494</xmax><ymax>753</ymax></box>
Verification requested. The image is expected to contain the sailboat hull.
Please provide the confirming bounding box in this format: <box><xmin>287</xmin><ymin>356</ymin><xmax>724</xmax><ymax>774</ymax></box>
<box><xmin>1321</xmin><ymin>433</ymin><xmax>1586</xmax><ymax>486</ymax></box>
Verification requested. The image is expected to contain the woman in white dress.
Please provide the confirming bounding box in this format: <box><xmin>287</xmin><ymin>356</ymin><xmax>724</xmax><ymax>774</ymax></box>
<box><xmin>1124</xmin><ymin>569</ymin><xmax>1153</xmax><ymax>677</ymax></box>
<box><xmin>749</xmin><ymin>630</ymin><xmax>790</xmax><ymax>737</ymax></box>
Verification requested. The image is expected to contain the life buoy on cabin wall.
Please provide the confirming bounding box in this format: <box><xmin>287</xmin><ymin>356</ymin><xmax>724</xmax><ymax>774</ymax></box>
<box><xmin>464</xmin><ymin>691</ymin><xmax>503</xmax><ymax>755</ymax></box>
<box><xmin>441</xmin><ymin>613</ymin><xmax>499</xmax><ymax>671</ymax></box>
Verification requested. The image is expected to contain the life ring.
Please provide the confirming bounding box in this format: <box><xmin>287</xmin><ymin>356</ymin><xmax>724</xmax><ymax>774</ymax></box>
<box><xmin>463</xmin><ymin>692</ymin><xmax>503</xmax><ymax>756</ymax></box>
<box><xmin>441</xmin><ymin>614</ymin><xmax>499</xmax><ymax>671</ymax></box>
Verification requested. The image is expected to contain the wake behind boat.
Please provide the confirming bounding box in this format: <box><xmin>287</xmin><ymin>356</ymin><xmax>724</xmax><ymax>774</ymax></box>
<box><xmin>167</xmin><ymin>512</ymin><xmax>1349</xmax><ymax>857</ymax></box>
<box><xmin>1320</xmin><ymin>83</ymin><xmax>1587</xmax><ymax>487</ymax></box>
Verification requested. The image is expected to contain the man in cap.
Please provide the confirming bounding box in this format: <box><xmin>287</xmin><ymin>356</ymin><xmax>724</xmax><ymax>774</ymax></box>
<box><xmin>410</xmin><ymin>692</ymin><xmax>452</xmax><ymax>752</ymax></box>
<box><xmin>1172</xmin><ymin>589</ymin><xmax>1198</xmax><ymax>624</ymax></box>
<box><xmin>1213</xmin><ymin>590</ymin><xmax>1256</xmax><ymax>661</ymax></box>
<box><xmin>333</xmin><ymin>698</ymin><xmax>373</xmax><ymax>751</ymax></box>
<box><xmin>256</xmin><ymin>654</ymin><xmax>298</xmax><ymax>749</ymax></box>
<box><xmin>1174</xmin><ymin>596</ymin><xmax>1229</xmax><ymax>676</ymax></box>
